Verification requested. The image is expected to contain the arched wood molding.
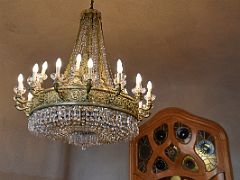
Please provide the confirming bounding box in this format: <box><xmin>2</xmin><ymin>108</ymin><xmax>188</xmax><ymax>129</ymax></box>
<box><xmin>130</xmin><ymin>107</ymin><xmax>233</xmax><ymax>180</ymax></box>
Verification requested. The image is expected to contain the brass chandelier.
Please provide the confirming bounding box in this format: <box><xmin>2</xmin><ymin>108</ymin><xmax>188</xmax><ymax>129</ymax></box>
<box><xmin>13</xmin><ymin>0</ymin><xmax>155</xmax><ymax>150</ymax></box>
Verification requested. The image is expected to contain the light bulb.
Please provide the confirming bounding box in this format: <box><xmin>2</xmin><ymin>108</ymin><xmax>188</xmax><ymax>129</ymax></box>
<box><xmin>32</xmin><ymin>64</ymin><xmax>39</xmax><ymax>81</ymax></box>
<box><xmin>136</xmin><ymin>73</ymin><xmax>142</xmax><ymax>88</ymax></box>
<box><xmin>41</xmin><ymin>61</ymin><xmax>48</xmax><ymax>75</ymax></box>
<box><xmin>146</xmin><ymin>81</ymin><xmax>152</xmax><ymax>99</ymax></box>
<box><xmin>18</xmin><ymin>74</ymin><xmax>24</xmax><ymax>83</ymax></box>
<box><xmin>56</xmin><ymin>58</ymin><xmax>62</xmax><ymax>77</ymax></box>
<box><xmin>76</xmin><ymin>54</ymin><xmax>82</xmax><ymax>70</ymax></box>
<box><xmin>136</xmin><ymin>73</ymin><xmax>142</xmax><ymax>83</ymax></box>
<box><xmin>88</xmin><ymin>58</ymin><xmax>93</xmax><ymax>68</ymax></box>
<box><xmin>87</xmin><ymin>58</ymin><xmax>94</xmax><ymax>79</ymax></box>
<box><xmin>17</xmin><ymin>74</ymin><xmax>24</xmax><ymax>91</ymax></box>
<box><xmin>32</xmin><ymin>63</ymin><xmax>39</xmax><ymax>74</ymax></box>
<box><xmin>139</xmin><ymin>101</ymin><xmax>143</xmax><ymax>109</ymax></box>
<box><xmin>147</xmin><ymin>81</ymin><xmax>152</xmax><ymax>91</ymax></box>
<box><xmin>56</xmin><ymin>58</ymin><xmax>62</xmax><ymax>69</ymax></box>
<box><xmin>117</xmin><ymin>59</ymin><xmax>123</xmax><ymax>73</ymax></box>
<box><xmin>28</xmin><ymin>92</ymin><xmax>33</xmax><ymax>102</ymax></box>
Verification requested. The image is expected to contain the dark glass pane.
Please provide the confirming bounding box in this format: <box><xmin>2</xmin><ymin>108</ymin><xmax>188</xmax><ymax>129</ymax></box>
<box><xmin>154</xmin><ymin>124</ymin><xmax>168</xmax><ymax>145</ymax></box>
<box><xmin>174</xmin><ymin>122</ymin><xmax>192</xmax><ymax>144</ymax></box>
<box><xmin>153</xmin><ymin>157</ymin><xmax>168</xmax><ymax>173</ymax></box>
<box><xmin>139</xmin><ymin>143</ymin><xmax>151</xmax><ymax>160</ymax></box>
<box><xmin>182</xmin><ymin>155</ymin><xmax>198</xmax><ymax>172</ymax></box>
<box><xmin>185</xmin><ymin>159</ymin><xmax>195</xmax><ymax>169</ymax></box>
<box><xmin>137</xmin><ymin>135</ymin><xmax>152</xmax><ymax>173</ymax></box>
<box><xmin>156</xmin><ymin>130</ymin><xmax>167</xmax><ymax>141</ymax></box>
<box><xmin>177</xmin><ymin>127</ymin><xmax>189</xmax><ymax>139</ymax></box>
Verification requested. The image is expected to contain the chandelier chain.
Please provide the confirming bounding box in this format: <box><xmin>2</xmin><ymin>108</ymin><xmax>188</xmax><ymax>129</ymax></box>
<box><xmin>90</xmin><ymin>0</ymin><xmax>94</xmax><ymax>9</ymax></box>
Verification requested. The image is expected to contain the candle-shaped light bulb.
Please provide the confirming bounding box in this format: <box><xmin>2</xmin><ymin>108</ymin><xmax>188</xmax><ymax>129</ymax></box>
<box><xmin>17</xmin><ymin>74</ymin><xmax>24</xmax><ymax>91</ymax></box>
<box><xmin>76</xmin><ymin>54</ymin><xmax>82</xmax><ymax>70</ymax></box>
<box><xmin>33</xmin><ymin>63</ymin><xmax>39</xmax><ymax>73</ymax></box>
<box><xmin>139</xmin><ymin>101</ymin><xmax>143</xmax><ymax>109</ymax></box>
<box><xmin>88</xmin><ymin>58</ymin><xmax>93</xmax><ymax>68</ymax></box>
<box><xmin>56</xmin><ymin>58</ymin><xmax>62</xmax><ymax>78</ymax></box>
<box><xmin>41</xmin><ymin>61</ymin><xmax>48</xmax><ymax>75</ymax></box>
<box><xmin>87</xmin><ymin>58</ymin><xmax>93</xmax><ymax>79</ymax></box>
<box><xmin>146</xmin><ymin>81</ymin><xmax>152</xmax><ymax>98</ymax></box>
<box><xmin>117</xmin><ymin>59</ymin><xmax>123</xmax><ymax>83</ymax></box>
<box><xmin>117</xmin><ymin>59</ymin><xmax>123</xmax><ymax>73</ymax></box>
<box><xmin>147</xmin><ymin>81</ymin><xmax>152</xmax><ymax>91</ymax></box>
<box><xmin>32</xmin><ymin>63</ymin><xmax>39</xmax><ymax>81</ymax></box>
<box><xmin>136</xmin><ymin>73</ymin><xmax>142</xmax><ymax>89</ymax></box>
<box><xmin>28</xmin><ymin>92</ymin><xmax>33</xmax><ymax>102</ymax></box>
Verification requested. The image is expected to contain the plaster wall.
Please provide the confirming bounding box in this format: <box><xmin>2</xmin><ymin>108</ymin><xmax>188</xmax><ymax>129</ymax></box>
<box><xmin>0</xmin><ymin>0</ymin><xmax>239</xmax><ymax>179</ymax></box>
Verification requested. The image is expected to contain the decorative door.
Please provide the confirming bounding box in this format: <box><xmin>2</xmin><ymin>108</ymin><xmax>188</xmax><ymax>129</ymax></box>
<box><xmin>130</xmin><ymin>108</ymin><xmax>233</xmax><ymax>180</ymax></box>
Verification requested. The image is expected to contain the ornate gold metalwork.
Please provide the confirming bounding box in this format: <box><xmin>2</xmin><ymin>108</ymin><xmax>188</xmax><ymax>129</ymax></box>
<box><xmin>29</xmin><ymin>87</ymin><xmax>139</xmax><ymax>117</ymax></box>
<box><xmin>13</xmin><ymin>2</ymin><xmax>155</xmax><ymax>149</ymax></box>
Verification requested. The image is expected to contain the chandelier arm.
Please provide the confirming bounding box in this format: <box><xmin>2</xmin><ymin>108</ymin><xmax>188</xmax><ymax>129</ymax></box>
<box><xmin>15</xmin><ymin>105</ymin><xmax>28</xmax><ymax>111</ymax></box>
<box><xmin>138</xmin><ymin>112</ymin><xmax>151</xmax><ymax>121</ymax></box>
<box><xmin>30</xmin><ymin>89</ymin><xmax>42</xmax><ymax>97</ymax></box>
<box><xmin>14</xmin><ymin>96</ymin><xmax>31</xmax><ymax>116</ymax></box>
<box><xmin>14</xmin><ymin>96</ymin><xmax>27</xmax><ymax>104</ymax></box>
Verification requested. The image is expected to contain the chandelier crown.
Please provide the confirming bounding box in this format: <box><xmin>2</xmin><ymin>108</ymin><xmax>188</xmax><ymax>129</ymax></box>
<box><xmin>65</xmin><ymin>7</ymin><xmax>113</xmax><ymax>89</ymax></box>
<box><xmin>13</xmin><ymin>3</ymin><xmax>155</xmax><ymax>150</ymax></box>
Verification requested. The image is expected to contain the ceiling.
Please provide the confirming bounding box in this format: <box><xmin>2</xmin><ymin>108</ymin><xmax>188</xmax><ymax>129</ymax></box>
<box><xmin>0</xmin><ymin>0</ymin><xmax>239</xmax><ymax>179</ymax></box>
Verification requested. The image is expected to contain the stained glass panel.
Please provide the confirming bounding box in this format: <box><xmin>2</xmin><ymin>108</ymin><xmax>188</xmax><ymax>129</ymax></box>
<box><xmin>195</xmin><ymin>131</ymin><xmax>217</xmax><ymax>171</ymax></box>
<box><xmin>152</xmin><ymin>157</ymin><xmax>168</xmax><ymax>173</ymax></box>
<box><xmin>174</xmin><ymin>122</ymin><xmax>192</xmax><ymax>144</ymax></box>
<box><xmin>137</xmin><ymin>135</ymin><xmax>153</xmax><ymax>173</ymax></box>
<box><xmin>154</xmin><ymin>124</ymin><xmax>168</xmax><ymax>145</ymax></box>
<box><xmin>165</xmin><ymin>143</ymin><xmax>180</xmax><ymax>162</ymax></box>
<box><xmin>182</xmin><ymin>155</ymin><xmax>199</xmax><ymax>172</ymax></box>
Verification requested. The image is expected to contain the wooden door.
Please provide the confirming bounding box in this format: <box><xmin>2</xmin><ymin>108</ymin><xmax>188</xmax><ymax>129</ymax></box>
<box><xmin>130</xmin><ymin>108</ymin><xmax>233</xmax><ymax>180</ymax></box>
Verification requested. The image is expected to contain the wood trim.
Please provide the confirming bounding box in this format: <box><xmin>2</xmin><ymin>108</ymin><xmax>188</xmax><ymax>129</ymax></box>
<box><xmin>130</xmin><ymin>107</ymin><xmax>233</xmax><ymax>180</ymax></box>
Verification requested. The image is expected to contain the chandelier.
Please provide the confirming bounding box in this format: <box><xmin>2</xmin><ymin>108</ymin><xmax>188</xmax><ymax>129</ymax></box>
<box><xmin>13</xmin><ymin>0</ymin><xmax>155</xmax><ymax>150</ymax></box>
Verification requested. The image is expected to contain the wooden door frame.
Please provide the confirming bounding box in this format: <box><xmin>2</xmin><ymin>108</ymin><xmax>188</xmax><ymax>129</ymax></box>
<box><xmin>129</xmin><ymin>107</ymin><xmax>233</xmax><ymax>180</ymax></box>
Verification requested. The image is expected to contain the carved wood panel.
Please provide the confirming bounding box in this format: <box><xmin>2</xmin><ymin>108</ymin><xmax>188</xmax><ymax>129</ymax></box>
<box><xmin>130</xmin><ymin>108</ymin><xmax>233</xmax><ymax>180</ymax></box>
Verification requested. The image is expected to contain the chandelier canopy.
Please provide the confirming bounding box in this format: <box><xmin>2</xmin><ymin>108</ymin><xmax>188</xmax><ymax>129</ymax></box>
<box><xmin>13</xmin><ymin>1</ymin><xmax>155</xmax><ymax>150</ymax></box>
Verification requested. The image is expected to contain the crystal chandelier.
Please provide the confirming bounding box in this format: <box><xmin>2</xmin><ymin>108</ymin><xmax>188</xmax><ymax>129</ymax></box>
<box><xmin>13</xmin><ymin>0</ymin><xmax>155</xmax><ymax>149</ymax></box>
